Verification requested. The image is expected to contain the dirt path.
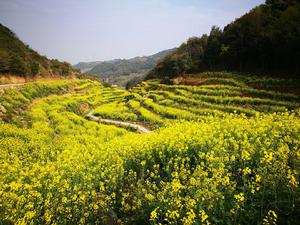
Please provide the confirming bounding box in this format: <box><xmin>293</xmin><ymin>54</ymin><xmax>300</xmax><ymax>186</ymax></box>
<box><xmin>0</xmin><ymin>83</ymin><xmax>25</xmax><ymax>89</ymax></box>
<box><xmin>0</xmin><ymin>76</ymin><xmax>77</xmax><ymax>90</ymax></box>
<box><xmin>85</xmin><ymin>110</ymin><xmax>151</xmax><ymax>134</ymax></box>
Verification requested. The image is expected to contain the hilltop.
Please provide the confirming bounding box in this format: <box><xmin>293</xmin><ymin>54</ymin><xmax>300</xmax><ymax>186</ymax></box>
<box><xmin>147</xmin><ymin>0</ymin><xmax>300</xmax><ymax>81</ymax></box>
<box><xmin>74</xmin><ymin>48</ymin><xmax>175</xmax><ymax>87</ymax></box>
<box><xmin>0</xmin><ymin>24</ymin><xmax>78</xmax><ymax>83</ymax></box>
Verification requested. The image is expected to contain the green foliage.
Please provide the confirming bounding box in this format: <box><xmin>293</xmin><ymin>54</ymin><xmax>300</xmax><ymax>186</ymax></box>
<box><xmin>148</xmin><ymin>38</ymin><xmax>207</xmax><ymax>79</ymax></box>
<box><xmin>30</xmin><ymin>62</ymin><xmax>40</xmax><ymax>75</ymax></box>
<box><xmin>9</xmin><ymin>55</ymin><xmax>30</xmax><ymax>75</ymax></box>
<box><xmin>50</xmin><ymin>59</ymin><xmax>73</xmax><ymax>76</ymax></box>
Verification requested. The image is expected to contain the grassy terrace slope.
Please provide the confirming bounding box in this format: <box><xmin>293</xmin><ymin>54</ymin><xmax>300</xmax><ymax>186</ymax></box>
<box><xmin>0</xmin><ymin>73</ymin><xmax>300</xmax><ymax>224</ymax></box>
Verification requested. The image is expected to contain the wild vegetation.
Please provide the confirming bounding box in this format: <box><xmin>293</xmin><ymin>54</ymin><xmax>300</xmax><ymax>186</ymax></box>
<box><xmin>147</xmin><ymin>0</ymin><xmax>300</xmax><ymax>80</ymax></box>
<box><xmin>1</xmin><ymin>71</ymin><xmax>300</xmax><ymax>224</ymax></box>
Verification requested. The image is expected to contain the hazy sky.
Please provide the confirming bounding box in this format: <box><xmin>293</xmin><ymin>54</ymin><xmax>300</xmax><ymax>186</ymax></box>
<box><xmin>0</xmin><ymin>0</ymin><xmax>264</xmax><ymax>64</ymax></box>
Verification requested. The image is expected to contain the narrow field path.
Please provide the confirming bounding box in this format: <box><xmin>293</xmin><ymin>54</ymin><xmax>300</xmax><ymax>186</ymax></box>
<box><xmin>0</xmin><ymin>83</ymin><xmax>24</xmax><ymax>89</ymax></box>
<box><xmin>85</xmin><ymin>110</ymin><xmax>151</xmax><ymax>134</ymax></box>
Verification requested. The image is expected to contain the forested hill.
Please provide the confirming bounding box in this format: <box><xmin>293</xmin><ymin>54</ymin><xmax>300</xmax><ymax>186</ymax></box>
<box><xmin>0</xmin><ymin>24</ymin><xmax>77</xmax><ymax>78</ymax></box>
<box><xmin>147</xmin><ymin>0</ymin><xmax>300</xmax><ymax>80</ymax></box>
<box><xmin>73</xmin><ymin>48</ymin><xmax>175</xmax><ymax>87</ymax></box>
<box><xmin>74</xmin><ymin>49</ymin><xmax>175</xmax><ymax>77</ymax></box>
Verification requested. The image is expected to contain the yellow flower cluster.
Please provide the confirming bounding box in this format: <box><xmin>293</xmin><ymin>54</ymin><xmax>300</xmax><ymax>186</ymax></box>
<box><xmin>234</xmin><ymin>193</ymin><xmax>245</xmax><ymax>202</ymax></box>
<box><xmin>262</xmin><ymin>210</ymin><xmax>277</xmax><ymax>225</ymax></box>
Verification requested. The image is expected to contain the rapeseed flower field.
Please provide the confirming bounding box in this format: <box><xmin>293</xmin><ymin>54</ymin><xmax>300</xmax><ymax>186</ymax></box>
<box><xmin>0</xmin><ymin>73</ymin><xmax>299</xmax><ymax>224</ymax></box>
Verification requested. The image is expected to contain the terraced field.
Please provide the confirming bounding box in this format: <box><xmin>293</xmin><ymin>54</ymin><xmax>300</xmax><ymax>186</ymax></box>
<box><xmin>90</xmin><ymin>73</ymin><xmax>300</xmax><ymax>128</ymax></box>
<box><xmin>1</xmin><ymin>73</ymin><xmax>300</xmax><ymax>224</ymax></box>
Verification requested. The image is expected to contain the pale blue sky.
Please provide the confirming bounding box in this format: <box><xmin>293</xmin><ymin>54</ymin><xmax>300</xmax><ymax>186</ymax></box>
<box><xmin>0</xmin><ymin>0</ymin><xmax>264</xmax><ymax>64</ymax></box>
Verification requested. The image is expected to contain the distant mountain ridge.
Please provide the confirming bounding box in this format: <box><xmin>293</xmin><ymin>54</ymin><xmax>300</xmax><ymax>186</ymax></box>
<box><xmin>0</xmin><ymin>23</ymin><xmax>77</xmax><ymax>79</ymax></box>
<box><xmin>73</xmin><ymin>61</ymin><xmax>101</xmax><ymax>73</ymax></box>
<box><xmin>73</xmin><ymin>48</ymin><xmax>176</xmax><ymax>86</ymax></box>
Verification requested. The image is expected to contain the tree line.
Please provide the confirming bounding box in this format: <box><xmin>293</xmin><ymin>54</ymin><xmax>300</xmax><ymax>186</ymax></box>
<box><xmin>147</xmin><ymin>0</ymin><xmax>300</xmax><ymax>79</ymax></box>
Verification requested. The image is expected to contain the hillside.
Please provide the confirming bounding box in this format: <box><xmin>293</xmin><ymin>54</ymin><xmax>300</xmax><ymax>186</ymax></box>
<box><xmin>0</xmin><ymin>24</ymin><xmax>77</xmax><ymax>82</ymax></box>
<box><xmin>148</xmin><ymin>0</ymin><xmax>300</xmax><ymax>80</ymax></box>
<box><xmin>1</xmin><ymin>72</ymin><xmax>300</xmax><ymax>224</ymax></box>
<box><xmin>73</xmin><ymin>61</ymin><xmax>101</xmax><ymax>73</ymax></box>
<box><xmin>74</xmin><ymin>48</ymin><xmax>175</xmax><ymax>87</ymax></box>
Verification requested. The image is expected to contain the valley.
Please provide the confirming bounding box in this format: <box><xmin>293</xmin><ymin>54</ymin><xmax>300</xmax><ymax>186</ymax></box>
<box><xmin>1</xmin><ymin>0</ymin><xmax>300</xmax><ymax>224</ymax></box>
<box><xmin>73</xmin><ymin>49</ymin><xmax>175</xmax><ymax>88</ymax></box>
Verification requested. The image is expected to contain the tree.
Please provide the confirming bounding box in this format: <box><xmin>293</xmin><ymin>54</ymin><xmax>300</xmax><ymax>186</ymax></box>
<box><xmin>9</xmin><ymin>55</ymin><xmax>29</xmax><ymax>75</ymax></box>
<box><xmin>62</xmin><ymin>62</ymin><xmax>71</xmax><ymax>76</ymax></box>
<box><xmin>30</xmin><ymin>62</ymin><xmax>39</xmax><ymax>75</ymax></box>
<box><xmin>0</xmin><ymin>57</ymin><xmax>7</xmax><ymax>73</ymax></box>
<box><xmin>204</xmin><ymin>26</ymin><xmax>222</xmax><ymax>70</ymax></box>
<box><xmin>220</xmin><ymin>44</ymin><xmax>230</xmax><ymax>69</ymax></box>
